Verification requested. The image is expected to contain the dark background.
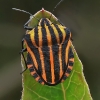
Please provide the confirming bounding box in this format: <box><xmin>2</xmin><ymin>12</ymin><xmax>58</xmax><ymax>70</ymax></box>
<box><xmin>0</xmin><ymin>0</ymin><xmax>100</xmax><ymax>100</ymax></box>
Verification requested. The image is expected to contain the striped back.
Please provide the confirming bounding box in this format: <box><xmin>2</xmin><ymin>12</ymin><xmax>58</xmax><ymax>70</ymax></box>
<box><xmin>24</xmin><ymin>18</ymin><xmax>71</xmax><ymax>85</ymax></box>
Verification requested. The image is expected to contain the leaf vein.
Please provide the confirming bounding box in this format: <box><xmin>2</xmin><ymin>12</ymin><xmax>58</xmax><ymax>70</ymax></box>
<box><xmin>61</xmin><ymin>83</ymin><xmax>66</xmax><ymax>100</ymax></box>
<box><xmin>25</xmin><ymin>85</ymin><xmax>49</xmax><ymax>100</ymax></box>
<box><xmin>65</xmin><ymin>70</ymin><xmax>75</xmax><ymax>91</ymax></box>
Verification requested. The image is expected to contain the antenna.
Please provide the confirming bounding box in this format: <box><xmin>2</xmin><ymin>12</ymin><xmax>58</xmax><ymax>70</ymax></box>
<box><xmin>12</xmin><ymin>8</ymin><xmax>39</xmax><ymax>21</ymax></box>
<box><xmin>49</xmin><ymin>0</ymin><xmax>64</xmax><ymax>19</ymax></box>
<box><xmin>12</xmin><ymin>8</ymin><xmax>32</xmax><ymax>16</ymax></box>
<box><xmin>53</xmin><ymin>0</ymin><xmax>64</xmax><ymax>13</ymax></box>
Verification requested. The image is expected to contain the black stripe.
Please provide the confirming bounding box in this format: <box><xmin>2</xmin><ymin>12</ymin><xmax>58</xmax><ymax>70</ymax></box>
<box><xmin>27</xmin><ymin>54</ymin><xmax>35</xmax><ymax>72</ymax></box>
<box><xmin>26</xmin><ymin>52</ymin><xmax>44</xmax><ymax>84</ymax></box>
<box><xmin>38</xmin><ymin>78</ymin><xmax>44</xmax><ymax>84</ymax></box>
<box><xmin>68</xmin><ymin>47</ymin><xmax>74</xmax><ymax>66</ymax></box>
<box><xmin>61</xmin><ymin>28</ymin><xmax>71</xmax><ymax>71</ymax></box>
<box><xmin>52</xmin><ymin>45</ymin><xmax>60</xmax><ymax>82</ymax></box>
<box><xmin>24</xmin><ymin>34</ymin><xmax>36</xmax><ymax>48</ymax></box>
<box><xmin>62</xmin><ymin>41</ymin><xmax>68</xmax><ymax>72</ymax></box>
<box><xmin>44</xmin><ymin>18</ymin><xmax>58</xmax><ymax>45</ymax></box>
<box><xmin>27</xmin><ymin>53</ymin><xmax>33</xmax><ymax>65</ymax></box>
<box><xmin>29</xmin><ymin>67</ymin><xmax>34</xmax><ymax>72</ymax></box>
<box><xmin>66</xmin><ymin>68</ymin><xmax>71</xmax><ymax>74</ymax></box>
<box><xmin>54</xmin><ymin>24</ymin><xmax>63</xmax><ymax>44</ymax></box>
<box><xmin>24</xmin><ymin>34</ymin><xmax>42</xmax><ymax>75</ymax></box>
<box><xmin>40</xmin><ymin>18</ymin><xmax>50</xmax><ymax>26</ymax></box>
<box><xmin>33</xmin><ymin>73</ymin><xmax>38</xmax><ymax>78</ymax></box>
<box><xmin>66</xmin><ymin>28</ymin><xmax>71</xmax><ymax>35</ymax></box>
<box><xmin>34</xmin><ymin>26</ymin><xmax>39</xmax><ymax>46</ymax></box>
<box><xmin>64</xmin><ymin>28</ymin><xmax>70</xmax><ymax>41</ymax></box>
<box><xmin>48</xmin><ymin>25</ymin><xmax>57</xmax><ymax>45</ymax></box>
<box><xmin>69</xmin><ymin>53</ymin><xmax>74</xmax><ymax>59</ymax></box>
<box><xmin>69</xmin><ymin>47</ymin><xmax>74</xmax><ymax>59</ymax></box>
<box><xmin>41</xmin><ymin>46</ymin><xmax>52</xmax><ymax>83</ymax></box>
<box><xmin>69</xmin><ymin>61</ymin><xmax>74</xmax><ymax>66</ymax></box>
<box><xmin>65</xmin><ymin>48</ymin><xmax>74</xmax><ymax>74</ymax></box>
<box><xmin>40</xmin><ymin>18</ymin><xmax>45</xmax><ymax>27</ymax></box>
<box><xmin>62</xmin><ymin>47</ymin><xmax>66</xmax><ymax>72</ymax></box>
<box><xmin>61</xmin><ymin>44</ymin><xmax>72</xmax><ymax>81</ymax></box>
<box><xmin>44</xmin><ymin>18</ymin><xmax>50</xmax><ymax>26</ymax></box>
<box><xmin>41</xmin><ymin>26</ymin><xmax>48</xmax><ymax>46</ymax></box>
<box><xmin>62</xmin><ymin>75</ymin><xmax>67</xmax><ymax>80</ymax></box>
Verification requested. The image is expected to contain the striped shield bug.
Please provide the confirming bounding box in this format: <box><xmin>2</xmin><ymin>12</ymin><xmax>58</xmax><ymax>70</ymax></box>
<box><xmin>12</xmin><ymin>0</ymin><xmax>74</xmax><ymax>86</ymax></box>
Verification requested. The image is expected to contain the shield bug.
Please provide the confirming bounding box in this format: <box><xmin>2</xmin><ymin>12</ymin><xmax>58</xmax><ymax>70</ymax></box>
<box><xmin>12</xmin><ymin>0</ymin><xmax>74</xmax><ymax>86</ymax></box>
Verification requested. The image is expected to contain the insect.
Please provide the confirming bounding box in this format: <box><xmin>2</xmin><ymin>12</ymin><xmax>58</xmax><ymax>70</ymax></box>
<box><xmin>12</xmin><ymin>0</ymin><xmax>74</xmax><ymax>86</ymax></box>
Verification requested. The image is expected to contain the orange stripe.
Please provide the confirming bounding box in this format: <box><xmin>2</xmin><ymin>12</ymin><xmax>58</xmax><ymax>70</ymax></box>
<box><xmin>61</xmin><ymin>79</ymin><xmax>64</xmax><ymax>82</ymax></box>
<box><xmin>31</xmin><ymin>71</ymin><xmax>36</xmax><ymax>76</ymax></box>
<box><xmin>41</xmin><ymin>82</ymin><xmax>45</xmax><ymax>85</ymax></box>
<box><xmin>51</xmin><ymin>24</ymin><xmax>60</xmax><ymax>44</ymax></box>
<box><xmin>45</xmin><ymin>24</ymin><xmax>52</xmax><ymax>46</ymax></box>
<box><xmin>59</xmin><ymin>45</ymin><xmax>63</xmax><ymax>78</ymax></box>
<box><xmin>65</xmin><ymin>40</ymin><xmax>71</xmax><ymax>64</ymax></box>
<box><xmin>30</xmin><ymin>29</ymin><xmax>38</xmax><ymax>48</ymax></box>
<box><xmin>24</xmin><ymin>40</ymin><xmax>38</xmax><ymax>70</ymax></box>
<box><xmin>68</xmin><ymin>66</ymin><xmax>73</xmax><ymax>70</ymax></box>
<box><xmin>27</xmin><ymin>64</ymin><xmax>33</xmax><ymax>69</ymax></box>
<box><xmin>35</xmin><ymin>77</ymin><xmax>40</xmax><ymax>81</ymax></box>
<box><xmin>58</xmin><ymin>25</ymin><xmax>66</xmax><ymax>43</ymax></box>
<box><xmin>38</xmin><ymin>48</ymin><xmax>47</xmax><ymax>82</ymax></box>
<box><xmin>38</xmin><ymin>27</ymin><xmax>42</xmax><ymax>47</ymax></box>
<box><xmin>50</xmin><ymin>46</ymin><xmax>55</xmax><ymax>84</ymax></box>
<box><xmin>45</xmin><ymin>24</ymin><xmax>55</xmax><ymax>84</ymax></box>
<box><xmin>38</xmin><ymin>26</ymin><xmax>47</xmax><ymax>82</ymax></box>
<box><xmin>69</xmin><ymin>58</ymin><xmax>74</xmax><ymax>62</ymax></box>
<box><xmin>61</xmin><ymin>73</ymin><xmax>69</xmax><ymax>82</ymax></box>
<box><xmin>65</xmin><ymin>73</ymin><xmax>69</xmax><ymax>77</ymax></box>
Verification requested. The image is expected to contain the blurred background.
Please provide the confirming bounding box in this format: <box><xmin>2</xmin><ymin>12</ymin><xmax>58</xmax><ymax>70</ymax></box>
<box><xmin>0</xmin><ymin>0</ymin><xmax>100</xmax><ymax>100</ymax></box>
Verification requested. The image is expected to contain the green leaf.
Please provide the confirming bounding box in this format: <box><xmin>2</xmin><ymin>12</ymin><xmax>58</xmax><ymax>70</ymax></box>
<box><xmin>21</xmin><ymin>9</ymin><xmax>93</xmax><ymax>100</ymax></box>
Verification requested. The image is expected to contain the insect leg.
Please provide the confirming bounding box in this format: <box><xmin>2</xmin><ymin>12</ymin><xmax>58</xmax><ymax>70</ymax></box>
<box><xmin>20</xmin><ymin>38</ymin><xmax>27</xmax><ymax>54</ymax></box>
<box><xmin>20</xmin><ymin>52</ymin><xmax>28</xmax><ymax>74</ymax></box>
<box><xmin>24</xmin><ymin>19</ymin><xmax>33</xmax><ymax>30</ymax></box>
<box><xmin>20</xmin><ymin>39</ymin><xmax>27</xmax><ymax>74</ymax></box>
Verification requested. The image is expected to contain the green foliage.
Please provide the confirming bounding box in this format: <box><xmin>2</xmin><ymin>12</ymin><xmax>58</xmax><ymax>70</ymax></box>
<box><xmin>21</xmin><ymin>9</ymin><xmax>92</xmax><ymax>100</ymax></box>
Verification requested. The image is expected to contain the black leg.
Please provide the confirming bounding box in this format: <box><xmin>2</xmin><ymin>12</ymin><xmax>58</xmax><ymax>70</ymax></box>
<box><xmin>24</xmin><ymin>19</ymin><xmax>33</xmax><ymax>30</ymax></box>
<box><xmin>20</xmin><ymin>39</ymin><xmax>27</xmax><ymax>74</ymax></box>
<box><xmin>20</xmin><ymin>52</ymin><xmax>28</xmax><ymax>74</ymax></box>
<box><xmin>20</xmin><ymin>48</ymin><xmax>27</xmax><ymax>54</ymax></box>
<box><xmin>21</xmin><ymin>38</ymin><xmax>24</xmax><ymax>49</ymax></box>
